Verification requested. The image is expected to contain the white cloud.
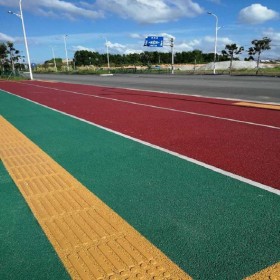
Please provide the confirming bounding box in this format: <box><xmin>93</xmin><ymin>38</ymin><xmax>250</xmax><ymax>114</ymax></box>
<box><xmin>238</xmin><ymin>4</ymin><xmax>279</xmax><ymax>24</ymax></box>
<box><xmin>204</xmin><ymin>36</ymin><xmax>232</xmax><ymax>45</ymax></box>
<box><xmin>129</xmin><ymin>33</ymin><xmax>143</xmax><ymax>39</ymax></box>
<box><xmin>0</xmin><ymin>0</ymin><xmax>104</xmax><ymax>20</ymax></box>
<box><xmin>0</xmin><ymin>0</ymin><xmax>204</xmax><ymax>23</ymax></box>
<box><xmin>160</xmin><ymin>33</ymin><xmax>175</xmax><ymax>39</ymax></box>
<box><xmin>100</xmin><ymin>40</ymin><xmax>144</xmax><ymax>54</ymax></box>
<box><xmin>175</xmin><ymin>40</ymin><xmax>200</xmax><ymax>52</ymax></box>
<box><xmin>0</xmin><ymin>32</ymin><xmax>15</xmax><ymax>42</ymax></box>
<box><xmin>124</xmin><ymin>49</ymin><xmax>143</xmax><ymax>55</ymax></box>
<box><xmin>174</xmin><ymin>36</ymin><xmax>234</xmax><ymax>53</ymax></box>
<box><xmin>106</xmin><ymin>41</ymin><xmax>144</xmax><ymax>55</ymax></box>
<box><xmin>106</xmin><ymin>41</ymin><xmax>130</xmax><ymax>53</ymax></box>
<box><xmin>95</xmin><ymin>0</ymin><xmax>204</xmax><ymax>23</ymax></box>
<box><xmin>72</xmin><ymin>45</ymin><xmax>96</xmax><ymax>52</ymax></box>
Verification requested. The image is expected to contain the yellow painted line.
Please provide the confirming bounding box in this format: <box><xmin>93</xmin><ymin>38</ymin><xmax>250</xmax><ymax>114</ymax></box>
<box><xmin>0</xmin><ymin>116</ymin><xmax>191</xmax><ymax>280</ymax></box>
<box><xmin>244</xmin><ymin>262</ymin><xmax>280</xmax><ymax>279</ymax></box>
<box><xmin>234</xmin><ymin>102</ymin><xmax>280</xmax><ymax>110</ymax></box>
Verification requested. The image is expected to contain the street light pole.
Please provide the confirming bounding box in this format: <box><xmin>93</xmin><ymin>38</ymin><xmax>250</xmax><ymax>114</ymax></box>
<box><xmin>51</xmin><ymin>47</ymin><xmax>57</xmax><ymax>72</ymax></box>
<box><xmin>106</xmin><ymin>40</ymin><xmax>110</xmax><ymax>73</ymax></box>
<box><xmin>99</xmin><ymin>35</ymin><xmax>111</xmax><ymax>73</ymax></box>
<box><xmin>207</xmin><ymin>12</ymin><xmax>218</xmax><ymax>75</ymax></box>
<box><xmin>8</xmin><ymin>0</ymin><xmax>33</xmax><ymax>80</ymax></box>
<box><xmin>103</xmin><ymin>37</ymin><xmax>110</xmax><ymax>73</ymax></box>
<box><xmin>63</xmin><ymin>35</ymin><xmax>69</xmax><ymax>71</ymax></box>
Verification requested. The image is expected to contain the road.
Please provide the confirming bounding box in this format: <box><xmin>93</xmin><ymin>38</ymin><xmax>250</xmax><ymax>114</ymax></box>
<box><xmin>34</xmin><ymin>73</ymin><xmax>280</xmax><ymax>103</ymax></box>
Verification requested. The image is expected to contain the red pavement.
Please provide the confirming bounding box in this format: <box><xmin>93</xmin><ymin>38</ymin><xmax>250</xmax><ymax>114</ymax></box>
<box><xmin>1</xmin><ymin>80</ymin><xmax>279</xmax><ymax>189</ymax></box>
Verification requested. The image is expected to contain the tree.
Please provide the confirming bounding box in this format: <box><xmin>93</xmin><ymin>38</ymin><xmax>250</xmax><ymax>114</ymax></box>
<box><xmin>0</xmin><ymin>42</ymin><xmax>22</xmax><ymax>73</ymax></box>
<box><xmin>44</xmin><ymin>58</ymin><xmax>63</xmax><ymax>70</ymax></box>
<box><xmin>0</xmin><ymin>43</ymin><xmax>8</xmax><ymax>72</ymax></box>
<box><xmin>6</xmin><ymin>42</ymin><xmax>21</xmax><ymax>72</ymax></box>
<box><xmin>248</xmin><ymin>37</ymin><xmax>271</xmax><ymax>74</ymax></box>
<box><xmin>221</xmin><ymin>44</ymin><xmax>244</xmax><ymax>74</ymax></box>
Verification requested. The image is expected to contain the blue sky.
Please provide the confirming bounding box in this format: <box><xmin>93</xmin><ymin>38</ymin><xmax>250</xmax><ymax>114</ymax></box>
<box><xmin>0</xmin><ymin>0</ymin><xmax>279</xmax><ymax>63</ymax></box>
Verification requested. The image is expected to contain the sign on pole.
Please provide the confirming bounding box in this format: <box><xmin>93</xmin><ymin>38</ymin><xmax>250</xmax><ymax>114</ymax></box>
<box><xmin>144</xmin><ymin>36</ymin><xmax>164</xmax><ymax>47</ymax></box>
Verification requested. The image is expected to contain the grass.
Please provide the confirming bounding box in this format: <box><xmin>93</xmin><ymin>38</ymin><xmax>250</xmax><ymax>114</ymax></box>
<box><xmin>33</xmin><ymin>65</ymin><xmax>280</xmax><ymax>77</ymax></box>
<box><xmin>0</xmin><ymin>76</ymin><xmax>28</xmax><ymax>81</ymax></box>
<box><xmin>0</xmin><ymin>71</ymin><xmax>29</xmax><ymax>80</ymax></box>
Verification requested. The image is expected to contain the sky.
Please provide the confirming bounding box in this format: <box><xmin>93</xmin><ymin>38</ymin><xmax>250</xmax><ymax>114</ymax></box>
<box><xmin>0</xmin><ymin>0</ymin><xmax>279</xmax><ymax>64</ymax></box>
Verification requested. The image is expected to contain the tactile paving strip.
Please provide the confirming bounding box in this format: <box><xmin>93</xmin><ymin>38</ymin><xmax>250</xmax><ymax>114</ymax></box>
<box><xmin>245</xmin><ymin>262</ymin><xmax>280</xmax><ymax>280</ymax></box>
<box><xmin>0</xmin><ymin>116</ymin><xmax>191</xmax><ymax>280</ymax></box>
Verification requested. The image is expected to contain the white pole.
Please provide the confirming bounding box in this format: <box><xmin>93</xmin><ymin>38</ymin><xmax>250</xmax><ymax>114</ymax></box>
<box><xmin>208</xmin><ymin>12</ymin><xmax>218</xmax><ymax>75</ymax></box>
<box><xmin>64</xmin><ymin>35</ymin><xmax>69</xmax><ymax>71</ymax></box>
<box><xmin>103</xmin><ymin>37</ymin><xmax>110</xmax><ymax>73</ymax></box>
<box><xmin>19</xmin><ymin>0</ymin><xmax>33</xmax><ymax>80</ymax></box>
<box><xmin>51</xmin><ymin>47</ymin><xmax>57</xmax><ymax>72</ymax></box>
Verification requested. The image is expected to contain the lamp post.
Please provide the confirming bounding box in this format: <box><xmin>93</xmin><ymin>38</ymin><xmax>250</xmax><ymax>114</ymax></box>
<box><xmin>99</xmin><ymin>35</ymin><xmax>111</xmax><ymax>73</ymax></box>
<box><xmin>8</xmin><ymin>0</ymin><xmax>33</xmax><ymax>80</ymax></box>
<box><xmin>103</xmin><ymin>37</ymin><xmax>110</xmax><ymax>73</ymax></box>
<box><xmin>207</xmin><ymin>12</ymin><xmax>218</xmax><ymax>75</ymax></box>
<box><xmin>63</xmin><ymin>35</ymin><xmax>69</xmax><ymax>71</ymax></box>
<box><xmin>51</xmin><ymin>47</ymin><xmax>57</xmax><ymax>72</ymax></box>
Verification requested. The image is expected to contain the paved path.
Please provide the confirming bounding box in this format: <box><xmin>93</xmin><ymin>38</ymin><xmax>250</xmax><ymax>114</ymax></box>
<box><xmin>0</xmin><ymin>116</ymin><xmax>189</xmax><ymax>280</ymax></box>
<box><xmin>0</xmin><ymin>80</ymin><xmax>279</xmax><ymax>279</ymax></box>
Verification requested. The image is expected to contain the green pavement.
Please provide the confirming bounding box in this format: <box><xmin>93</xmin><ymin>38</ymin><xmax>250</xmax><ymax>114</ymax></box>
<box><xmin>0</xmin><ymin>90</ymin><xmax>279</xmax><ymax>279</ymax></box>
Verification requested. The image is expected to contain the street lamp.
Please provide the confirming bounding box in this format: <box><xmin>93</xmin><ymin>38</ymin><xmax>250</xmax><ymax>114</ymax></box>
<box><xmin>8</xmin><ymin>0</ymin><xmax>33</xmax><ymax>80</ymax></box>
<box><xmin>63</xmin><ymin>35</ymin><xmax>69</xmax><ymax>71</ymax></box>
<box><xmin>103</xmin><ymin>37</ymin><xmax>110</xmax><ymax>73</ymax></box>
<box><xmin>51</xmin><ymin>47</ymin><xmax>57</xmax><ymax>72</ymax></box>
<box><xmin>207</xmin><ymin>12</ymin><xmax>218</xmax><ymax>75</ymax></box>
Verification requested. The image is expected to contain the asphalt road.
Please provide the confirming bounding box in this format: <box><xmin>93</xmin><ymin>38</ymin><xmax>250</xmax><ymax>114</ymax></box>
<box><xmin>34</xmin><ymin>73</ymin><xmax>280</xmax><ymax>103</ymax></box>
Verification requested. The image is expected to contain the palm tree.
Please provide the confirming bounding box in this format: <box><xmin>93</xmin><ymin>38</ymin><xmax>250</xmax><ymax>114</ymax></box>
<box><xmin>221</xmin><ymin>44</ymin><xmax>244</xmax><ymax>74</ymax></box>
<box><xmin>248</xmin><ymin>37</ymin><xmax>271</xmax><ymax>75</ymax></box>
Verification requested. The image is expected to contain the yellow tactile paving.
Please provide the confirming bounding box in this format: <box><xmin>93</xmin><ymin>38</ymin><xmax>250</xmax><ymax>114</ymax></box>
<box><xmin>244</xmin><ymin>262</ymin><xmax>280</xmax><ymax>280</ymax></box>
<box><xmin>0</xmin><ymin>116</ymin><xmax>191</xmax><ymax>280</ymax></box>
<box><xmin>234</xmin><ymin>102</ymin><xmax>280</xmax><ymax>110</ymax></box>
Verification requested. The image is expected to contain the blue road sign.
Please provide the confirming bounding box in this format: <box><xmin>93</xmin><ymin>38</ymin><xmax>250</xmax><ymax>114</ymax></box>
<box><xmin>144</xmin><ymin>36</ymin><xmax>164</xmax><ymax>47</ymax></box>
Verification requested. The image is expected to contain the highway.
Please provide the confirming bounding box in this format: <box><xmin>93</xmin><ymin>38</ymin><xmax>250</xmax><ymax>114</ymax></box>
<box><xmin>34</xmin><ymin>73</ymin><xmax>280</xmax><ymax>103</ymax></box>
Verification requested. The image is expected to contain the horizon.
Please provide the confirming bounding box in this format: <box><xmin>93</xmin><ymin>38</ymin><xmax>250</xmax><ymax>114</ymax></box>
<box><xmin>0</xmin><ymin>0</ymin><xmax>279</xmax><ymax>64</ymax></box>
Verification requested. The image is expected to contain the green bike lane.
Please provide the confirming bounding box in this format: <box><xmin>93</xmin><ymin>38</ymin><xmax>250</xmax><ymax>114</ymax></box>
<box><xmin>0</xmin><ymin>90</ymin><xmax>279</xmax><ymax>279</ymax></box>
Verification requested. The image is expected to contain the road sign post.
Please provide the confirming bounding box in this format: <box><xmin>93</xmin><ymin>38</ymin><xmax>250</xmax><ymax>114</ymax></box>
<box><xmin>144</xmin><ymin>36</ymin><xmax>164</xmax><ymax>47</ymax></box>
<box><xmin>144</xmin><ymin>35</ymin><xmax>175</xmax><ymax>74</ymax></box>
